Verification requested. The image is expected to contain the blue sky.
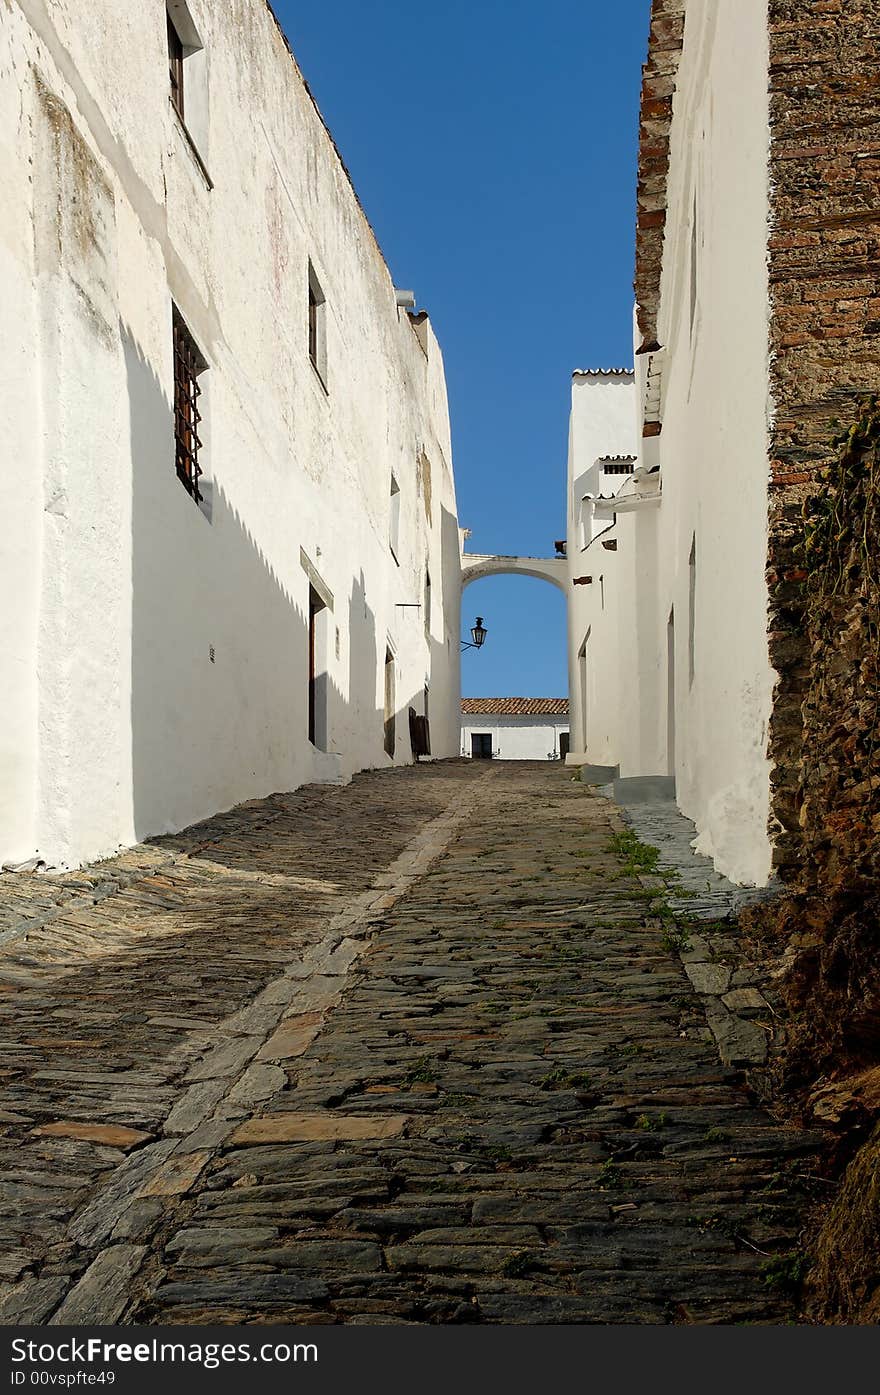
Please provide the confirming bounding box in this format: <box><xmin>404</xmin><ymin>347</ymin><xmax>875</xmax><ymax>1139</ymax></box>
<box><xmin>274</xmin><ymin>0</ymin><xmax>651</xmax><ymax>696</ymax></box>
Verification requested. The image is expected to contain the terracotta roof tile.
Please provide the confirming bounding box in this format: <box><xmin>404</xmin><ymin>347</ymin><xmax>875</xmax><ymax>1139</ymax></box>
<box><xmin>461</xmin><ymin>698</ymin><xmax>569</xmax><ymax>716</ymax></box>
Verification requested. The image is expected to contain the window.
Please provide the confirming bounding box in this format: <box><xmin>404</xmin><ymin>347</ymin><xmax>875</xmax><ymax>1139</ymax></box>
<box><xmin>424</xmin><ymin>569</ymin><xmax>432</xmax><ymax>638</ymax></box>
<box><xmin>165</xmin><ymin>5</ymin><xmax>210</xmax><ymax>180</ymax></box>
<box><xmin>308</xmin><ymin>261</ymin><xmax>327</xmax><ymax>387</ymax></box>
<box><xmin>167</xmin><ymin>12</ymin><xmax>185</xmax><ymax>121</ymax></box>
<box><xmin>389</xmin><ymin>475</ymin><xmax>401</xmax><ymax>561</ymax></box>
<box><xmin>172</xmin><ymin>306</ymin><xmax>207</xmax><ymax>504</ymax></box>
<box><xmin>579</xmin><ymin>497</ymin><xmax>591</xmax><ymax>550</ymax></box>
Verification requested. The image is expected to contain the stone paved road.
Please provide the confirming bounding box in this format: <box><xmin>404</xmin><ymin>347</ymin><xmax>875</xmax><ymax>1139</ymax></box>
<box><xmin>0</xmin><ymin>763</ymin><xmax>817</xmax><ymax>1325</ymax></box>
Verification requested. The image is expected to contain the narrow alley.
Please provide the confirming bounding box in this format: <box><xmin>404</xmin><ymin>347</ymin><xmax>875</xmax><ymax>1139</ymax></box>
<box><xmin>0</xmin><ymin>764</ymin><xmax>817</xmax><ymax>1326</ymax></box>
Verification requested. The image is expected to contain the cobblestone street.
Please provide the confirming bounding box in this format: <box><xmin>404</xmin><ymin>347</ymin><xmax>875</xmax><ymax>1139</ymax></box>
<box><xmin>0</xmin><ymin>763</ymin><xmax>818</xmax><ymax>1325</ymax></box>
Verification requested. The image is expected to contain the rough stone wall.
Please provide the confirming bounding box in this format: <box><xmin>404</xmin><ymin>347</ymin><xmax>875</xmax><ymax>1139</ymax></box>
<box><xmin>799</xmin><ymin>403</ymin><xmax>880</xmax><ymax>891</ymax></box>
<box><xmin>765</xmin><ymin>0</ymin><xmax>880</xmax><ymax>880</ymax></box>
<box><xmin>633</xmin><ymin>0</ymin><xmax>685</xmax><ymax>356</ymax></box>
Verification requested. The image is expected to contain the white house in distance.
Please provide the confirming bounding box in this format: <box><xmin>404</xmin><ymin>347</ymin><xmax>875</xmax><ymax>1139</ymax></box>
<box><xmin>565</xmin><ymin>370</ymin><xmax>639</xmax><ymax>776</ymax></box>
<box><xmin>0</xmin><ymin>0</ymin><xmax>461</xmax><ymax>870</ymax></box>
<box><xmin>461</xmin><ymin>700</ymin><xmax>570</xmax><ymax>761</ymax></box>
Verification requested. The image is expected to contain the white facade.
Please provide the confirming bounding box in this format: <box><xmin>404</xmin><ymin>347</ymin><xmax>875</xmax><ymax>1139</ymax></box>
<box><xmin>0</xmin><ymin>0</ymin><xmax>461</xmax><ymax>869</ymax></box>
<box><xmin>565</xmin><ymin>1</ymin><xmax>775</xmax><ymax>887</ymax></box>
<box><xmin>565</xmin><ymin>372</ymin><xmax>639</xmax><ymax>770</ymax></box>
<box><xmin>461</xmin><ymin>711</ymin><xmax>569</xmax><ymax>761</ymax></box>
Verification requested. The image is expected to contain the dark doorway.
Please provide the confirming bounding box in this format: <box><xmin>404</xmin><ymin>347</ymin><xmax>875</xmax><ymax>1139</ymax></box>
<box><xmin>667</xmin><ymin>606</ymin><xmax>676</xmax><ymax>777</ymax></box>
<box><xmin>384</xmin><ymin>648</ymin><xmax>396</xmax><ymax>757</ymax></box>
<box><xmin>559</xmin><ymin>732</ymin><xmax>570</xmax><ymax>761</ymax></box>
<box><xmin>308</xmin><ymin>586</ymin><xmax>327</xmax><ymax>749</ymax></box>
<box><xmin>471</xmin><ymin>733</ymin><xmax>493</xmax><ymax>759</ymax></box>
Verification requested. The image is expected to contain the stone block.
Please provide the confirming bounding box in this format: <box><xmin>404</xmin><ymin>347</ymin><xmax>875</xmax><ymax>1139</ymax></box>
<box><xmin>136</xmin><ymin>1149</ymin><xmax>211</xmax><ymax>1198</ymax></box>
<box><xmin>721</xmin><ymin>987</ymin><xmax>768</xmax><ymax>1015</ymax></box>
<box><xmin>164</xmin><ymin>1079</ymin><xmax>227</xmax><ymax>1135</ymax></box>
<box><xmin>684</xmin><ymin>962</ymin><xmax>732</xmax><ymax>996</ymax></box>
<box><xmin>68</xmin><ymin>1140</ymin><xmax>177</xmax><ymax>1247</ymax></box>
<box><xmin>31</xmin><ymin>1122</ymin><xmax>152</xmax><ymax>1150</ymax></box>
<box><xmin>704</xmin><ymin>1004</ymin><xmax>768</xmax><ymax>1067</ymax></box>
<box><xmin>185</xmin><ymin>1036</ymin><xmax>259</xmax><ymax>1083</ymax></box>
<box><xmin>229</xmin><ymin>1112</ymin><xmax>409</xmax><ymax>1145</ymax></box>
<box><xmin>257</xmin><ymin>1012</ymin><xmax>324</xmax><ymax>1062</ymax></box>
<box><xmin>0</xmin><ymin>1276</ymin><xmax>68</xmax><ymax>1325</ymax></box>
<box><xmin>49</xmin><ymin>1245</ymin><xmax>147</xmax><ymax>1325</ymax></box>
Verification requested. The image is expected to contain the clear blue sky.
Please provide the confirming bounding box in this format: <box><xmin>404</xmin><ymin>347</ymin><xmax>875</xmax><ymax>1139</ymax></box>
<box><xmin>274</xmin><ymin>0</ymin><xmax>651</xmax><ymax>697</ymax></box>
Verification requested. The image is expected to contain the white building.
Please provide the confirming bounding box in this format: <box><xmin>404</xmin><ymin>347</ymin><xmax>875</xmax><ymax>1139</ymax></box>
<box><xmin>461</xmin><ymin>700</ymin><xmax>569</xmax><ymax>761</ymax></box>
<box><xmin>565</xmin><ymin>371</ymin><xmax>639</xmax><ymax>775</ymax></box>
<box><xmin>564</xmin><ymin>0</ymin><xmax>781</xmax><ymax>888</ymax></box>
<box><xmin>0</xmin><ymin>0</ymin><xmax>461</xmax><ymax>870</ymax></box>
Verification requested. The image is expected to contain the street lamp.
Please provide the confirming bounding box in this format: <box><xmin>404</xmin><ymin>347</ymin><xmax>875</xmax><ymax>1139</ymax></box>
<box><xmin>461</xmin><ymin>616</ymin><xmax>487</xmax><ymax>651</ymax></box>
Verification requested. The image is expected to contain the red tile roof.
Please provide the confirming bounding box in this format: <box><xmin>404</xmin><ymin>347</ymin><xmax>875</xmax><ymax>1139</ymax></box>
<box><xmin>461</xmin><ymin>698</ymin><xmax>569</xmax><ymax>716</ymax></box>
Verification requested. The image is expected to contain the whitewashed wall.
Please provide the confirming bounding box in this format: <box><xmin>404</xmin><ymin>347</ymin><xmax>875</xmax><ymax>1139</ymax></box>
<box><xmin>629</xmin><ymin>0</ymin><xmax>774</xmax><ymax>885</ymax></box>
<box><xmin>460</xmin><ymin>717</ymin><xmax>569</xmax><ymax>761</ymax></box>
<box><xmin>566</xmin><ymin>1</ymin><xmax>775</xmax><ymax>887</ymax></box>
<box><xmin>565</xmin><ymin>373</ymin><xmax>637</xmax><ymax>762</ymax></box>
<box><xmin>0</xmin><ymin>0</ymin><xmax>460</xmax><ymax>869</ymax></box>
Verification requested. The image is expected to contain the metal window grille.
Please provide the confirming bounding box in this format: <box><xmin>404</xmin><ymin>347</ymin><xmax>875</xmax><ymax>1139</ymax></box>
<box><xmin>168</xmin><ymin>13</ymin><xmax>185</xmax><ymax>120</ymax></box>
<box><xmin>173</xmin><ymin>309</ymin><xmax>205</xmax><ymax>503</ymax></box>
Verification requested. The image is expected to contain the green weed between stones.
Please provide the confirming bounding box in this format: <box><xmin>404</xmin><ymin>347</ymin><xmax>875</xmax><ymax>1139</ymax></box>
<box><xmin>405</xmin><ymin>1056</ymin><xmax>439</xmax><ymax>1085</ymax></box>
<box><xmin>660</xmin><ymin>915</ymin><xmax>692</xmax><ymax>954</ymax></box>
<box><xmin>502</xmin><ymin>1251</ymin><xmax>538</xmax><ymax>1277</ymax></box>
<box><xmin>636</xmin><ymin>1112</ymin><xmax>667</xmax><ymax>1132</ymax></box>
<box><xmin>608</xmin><ymin>828</ymin><xmax>661</xmax><ymax>876</ymax></box>
<box><xmin>760</xmin><ymin>1253</ymin><xmax>807</xmax><ymax>1295</ymax></box>
<box><xmin>540</xmin><ymin>1066</ymin><xmax>593</xmax><ymax>1091</ymax></box>
<box><xmin>605</xmin><ymin>829</ymin><xmax>696</xmax><ymax>955</ymax></box>
<box><xmin>598</xmin><ymin>1160</ymin><xmax>628</xmax><ymax>1191</ymax></box>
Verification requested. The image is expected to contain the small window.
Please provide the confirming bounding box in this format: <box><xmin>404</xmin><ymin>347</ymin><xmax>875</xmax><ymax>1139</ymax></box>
<box><xmin>172</xmin><ymin>306</ymin><xmax>207</xmax><ymax>504</ymax></box>
<box><xmin>308</xmin><ymin>261</ymin><xmax>327</xmax><ymax>388</ymax></box>
<box><xmin>424</xmin><ymin>569</ymin><xmax>432</xmax><ymax>638</ymax></box>
<box><xmin>165</xmin><ymin>4</ymin><xmax>210</xmax><ymax>177</ymax></box>
<box><xmin>389</xmin><ymin>475</ymin><xmax>401</xmax><ymax>562</ymax></box>
<box><xmin>167</xmin><ymin>12</ymin><xmax>185</xmax><ymax>120</ymax></box>
<box><xmin>579</xmin><ymin>497</ymin><xmax>591</xmax><ymax>550</ymax></box>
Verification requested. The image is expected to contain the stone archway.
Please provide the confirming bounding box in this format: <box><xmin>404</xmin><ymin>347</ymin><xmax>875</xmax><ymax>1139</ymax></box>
<box><xmin>459</xmin><ymin>552</ymin><xmax>570</xmax><ymax>760</ymax></box>
<box><xmin>461</xmin><ymin>552</ymin><xmax>568</xmax><ymax>592</ymax></box>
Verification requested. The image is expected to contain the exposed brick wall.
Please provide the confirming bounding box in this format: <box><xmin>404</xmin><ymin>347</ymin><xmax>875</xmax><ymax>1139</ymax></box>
<box><xmin>766</xmin><ymin>0</ymin><xmax>880</xmax><ymax>880</ymax></box>
<box><xmin>634</xmin><ymin>0</ymin><xmax>685</xmax><ymax>356</ymax></box>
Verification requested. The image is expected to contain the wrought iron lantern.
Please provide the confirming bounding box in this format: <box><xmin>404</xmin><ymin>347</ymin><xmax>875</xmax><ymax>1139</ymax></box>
<box><xmin>461</xmin><ymin>616</ymin><xmax>487</xmax><ymax>651</ymax></box>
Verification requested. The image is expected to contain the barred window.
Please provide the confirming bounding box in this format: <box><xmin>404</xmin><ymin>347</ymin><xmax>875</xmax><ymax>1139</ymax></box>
<box><xmin>173</xmin><ymin>307</ymin><xmax>207</xmax><ymax>504</ymax></box>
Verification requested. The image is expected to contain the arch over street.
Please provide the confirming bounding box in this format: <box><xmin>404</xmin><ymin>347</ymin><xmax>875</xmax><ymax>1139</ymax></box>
<box><xmin>461</xmin><ymin>553</ymin><xmax>568</xmax><ymax>593</ymax></box>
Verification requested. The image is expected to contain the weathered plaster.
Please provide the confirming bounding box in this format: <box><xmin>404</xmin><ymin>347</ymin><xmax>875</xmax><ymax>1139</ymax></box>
<box><xmin>1</xmin><ymin>0</ymin><xmax>461</xmax><ymax>868</ymax></box>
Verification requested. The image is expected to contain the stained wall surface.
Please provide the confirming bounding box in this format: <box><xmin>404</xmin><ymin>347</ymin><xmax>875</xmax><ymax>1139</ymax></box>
<box><xmin>565</xmin><ymin>1</ymin><xmax>776</xmax><ymax>887</ymax></box>
<box><xmin>0</xmin><ymin>0</ymin><xmax>460</xmax><ymax>868</ymax></box>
